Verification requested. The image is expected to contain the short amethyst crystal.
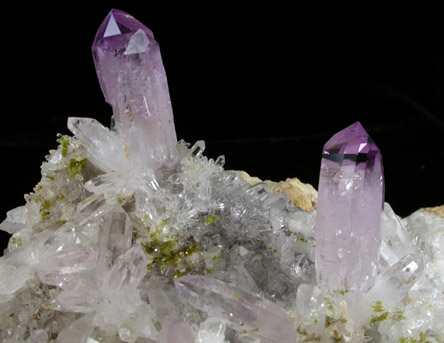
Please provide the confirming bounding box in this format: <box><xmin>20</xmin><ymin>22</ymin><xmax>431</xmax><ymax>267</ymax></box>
<box><xmin>315</xmin><ymin>122</ymin><xmax>384</xmax><ymax>299</ymax></box>
<box><xmin>92</xmin><ymin>9</ymin><xmax>177</xmax><ymax>169</ymax></box>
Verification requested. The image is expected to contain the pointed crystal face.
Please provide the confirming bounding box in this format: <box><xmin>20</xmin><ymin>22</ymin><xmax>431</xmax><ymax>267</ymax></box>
<box><xmin>315</xmin><ymin>122</ymin><xmax>384</xmax><ymax>300</ymax></box>
<box><xmin>92</xmin><ymin>10</ymin><xmax>156</xmax><ymax>104</ymax></box>
<box><xmin>92</xmin><ymin>9</ymin><xmax>177</xmax><ymax>169</ymax></box>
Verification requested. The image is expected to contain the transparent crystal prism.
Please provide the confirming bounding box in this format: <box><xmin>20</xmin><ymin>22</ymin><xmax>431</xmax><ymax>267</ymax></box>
<box><xmin>315</xmin><ymin>122</ymin><xmax>384</xmax><ymax>299</ymax></box>
<box><xmin>92</xmin><ymin>9</ymin><xmax>178</xmax><ymax>169</ymax></box>
<box><xmin>353</xmin><ymin>254</ymin><xmax>424</xmax><ymax>326</ymax></box>
<box><xmin>175</xmin><ymin>275</ymin><xmax>298</xmax><ymax>342</ymax></box>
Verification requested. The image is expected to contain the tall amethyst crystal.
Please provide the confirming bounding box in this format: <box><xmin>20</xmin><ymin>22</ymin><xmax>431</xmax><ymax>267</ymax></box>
<box><xmin>315</xmin><ymin>122</ymin><xmax>384</xmax><ymax>299</ymax></box>
<box><xmin>92</xmin><ymin>9</ymin><xmax>177</xmax><ymax>169</ymax></box>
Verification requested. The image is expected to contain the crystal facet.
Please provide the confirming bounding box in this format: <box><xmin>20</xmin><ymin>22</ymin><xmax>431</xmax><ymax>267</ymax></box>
<box><xmin>92</xmin><ymin>9</ymin><xmax>177</xmax><ymax>169</ymax></box>
<box><xmin>175</xmin><ymin>275</ymin><xmax>298</xmax><ymax>343</ymax></box>
<box><xmin>315</xmin><ymin>122</ymin><xmax>384</xmax><ymax>298</ymax></box>
<box><xmin>379</xmin><ymin>202</ymin><xmax>418</xmax><ymax>269</ymax></box>
<box><xmin>353</xmin><ymin>254</ymin><xmax>424</xmax><ymax>326</ymax></box>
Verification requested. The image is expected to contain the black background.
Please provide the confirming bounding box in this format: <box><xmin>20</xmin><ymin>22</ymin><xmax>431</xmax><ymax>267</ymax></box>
<box><xmin>1</xmin><ymin>3</ymin><xmax>444</xmax><ymax>252</ymax></box>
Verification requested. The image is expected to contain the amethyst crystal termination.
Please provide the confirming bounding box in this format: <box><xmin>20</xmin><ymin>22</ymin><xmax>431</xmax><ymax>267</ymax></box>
<box><xmin>315</xmin><ymin>122</ymin><xmax>384</xmax><ymax>298</ymax></box>
<box><xmin>92</xmin><ymin>9</ymin><xmax>177</xmax><ymax>168</ymax></box>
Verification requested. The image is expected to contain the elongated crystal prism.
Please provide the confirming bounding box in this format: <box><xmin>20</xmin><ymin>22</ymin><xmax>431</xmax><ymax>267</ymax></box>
<box><xmin>315</xmin><ymin>122</ymin><xmax>384</xmax><ymax>299</ymax></box>
<box><xmin>379</xmin><ymin>202</ymin><xmax>418</xmax><ymax>268</ymax></box>
<box><xmin>92</xmin><ymin>9</ymin><xmax>177</xmax><ymax>169</ymax></box>
<box><xmin>36</xmin><ymin>248</ymin><xmax>96</xmax><ymax>286</ymax></box>
<box><xmin>175</xmin><ymin>275</ymin><xmax>298</xmax><ymax>343</ymax></box>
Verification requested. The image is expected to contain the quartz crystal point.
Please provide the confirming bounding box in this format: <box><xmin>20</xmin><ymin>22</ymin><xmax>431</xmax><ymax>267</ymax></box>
<box><xmin>36</xmin><ymin>247</ymin><xmax>96</xmax><ymax>286</ymax></box>
<box><xmin>92</xmin><ymin>9</ymin><xmax>178</xmax><ymax>169</ymax></box>
<box><xmin>195</xmin><ymin>317</ymin><xmax>227</xmax><ymax>343</ymax></box>
<box><xmin>315</xmin><ymin>122</ymin><xmax>384</xmax><ymax>298</ymax></box>
<box><xmin>67</xmin><ymin>118</ymin><xmax>128</xmax><ymax>173</ymax></box>
<box><xmin>353</xmin><ymin>254</ymin><xmax>424</xmax><ymax>326</ymax></box>
<box><xmin>175</xmin><ymin>275</ymin><xmax>298</xmax><ymax>343</ymax></box>
<box><xmin>295</xmin><ymin>284</ymin><xmax>325</xmax><ymax>337</ymax></box>
<box><xmin>379</xmin><ymin>202</ymin><xmax>418</xmax><ymax>268</ymax></box>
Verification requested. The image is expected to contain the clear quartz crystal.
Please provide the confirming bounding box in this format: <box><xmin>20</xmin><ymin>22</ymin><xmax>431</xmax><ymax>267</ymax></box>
<box><xmin>315</xmin><ymin>122</ymin><xmax>384</xmax><ymax>299</ymax></box>
<box><xmin>295</xmin><ymin>284</ymin><xmax>325</xmax><ymax>336</ymax></box>
<box><xmin>96</xmin><ymin>207</ymin><xmax>132</xmax><ymax>287</ymax></box>
<box><xmin>36</xmin><ymin>247</ymin><xmax>96</xmax><ymax>286</ymax></box>
<box><xmin>147</xmin><ymin>288</ymin><xmax>178</xmax><ymax>321</ymax></box>
<box><xmin>102</xmin><ymin>246</ymin><xmax>147</xmax><ymax>293</ymax></box>
<box><xmin>67</xmin><ymin>117</ymin><xmax>128</xmax><ymax>173</ymax></box>
<box><xmin>0</xmin><ymin>206</ymin><xmax>27</xmax><ymax>234</ymax></box>
<box><xmin>196</xmin><ymin>317</ymin><xmax>227</xmax><ymax>343</ymax></box>
<box><xmin>353</xmin><ymin>254</ymin><xmax>424</xmax><ymax>326</ymax></box>
<box><xmin>175</xmin><ymin>275</ymin><xmax>298</xmax><ymax>343</ymax></box>
<box><xmin>379</xmin><ymin>202</ymin><xmax>418</xmax><ymax>269</ymax></box>
<box><xmin>405</xmin><ymin>209</ymin><xmax>444</xmax><ymax>284</ymax></box>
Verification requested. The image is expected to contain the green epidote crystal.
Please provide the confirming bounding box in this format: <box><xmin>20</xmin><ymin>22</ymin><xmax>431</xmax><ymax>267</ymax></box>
<box><xmin>68</xmin><ymin>157</ymin><xmax>87</xmax><ymax>178</ymax></box>
<box><xmin>39</xmin><ymin>200</ymin><xmax>51</xmax><ymax>220</ymax></box>
<box><xmin>59</xmin><ymin>135</ymin><xmax>70</xmax><ymax>157</ymax></box>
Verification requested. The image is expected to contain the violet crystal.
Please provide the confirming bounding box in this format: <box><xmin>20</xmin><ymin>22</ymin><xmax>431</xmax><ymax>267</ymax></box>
<box><xmin>92</xmin><ymin>9</ymin><xmax>177</xmax><ymax>169</ymax></box>
<box><xmin>315</xmin><ymin>122</ymin><xmax>384</xmax><ymax>299</ymax></box>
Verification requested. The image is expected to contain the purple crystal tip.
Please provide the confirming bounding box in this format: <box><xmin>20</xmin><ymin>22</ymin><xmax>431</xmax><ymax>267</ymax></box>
<box><xmin>315</xmin><ymin>121</ymin><xmax>384</xmax><ymax>299</ymax></box>
<box><xmin>92</xmin><ymin>9</ymin><xmax>155</xmax><ymax>47</ymax></box>
<box><xmin>324</xmin><ymin>121</ymin><xmax>372</xmax><ymax>154</ymax></box>
<box><xmin>92</xmin><ymin>9</ymin><xmax>156</xmax><ymax>105</ymax></box>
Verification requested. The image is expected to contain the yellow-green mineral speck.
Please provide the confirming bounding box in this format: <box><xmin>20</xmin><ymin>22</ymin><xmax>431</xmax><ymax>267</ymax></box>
<box><xmin>205</xmin><ymin>214</ymin><xmax>221</xmax><ymax>225</ymax></box>
<box><xmin>398</xmin><ymin>332</ymin><xmax>435</xmax><ymax>343</ymax></box>
<box><xmin>68</xmin><ymin>158</ymin><xmax>87</xmax><ymax>178</ymax></box>
<box><xmin>40</xmin><ymin>200</ymin><xmax>51</xmax><ymax>220</ymax></box>
<box><xmin>372</xmin><ymin>300</ymin><xmax>385</xmax><ymax>312</ymax></box>
<box><xmin>370</xmin><ymin>311</ymin><xmax>389</xmax><ymax>323</ymax></box>
<box><xmin>60</xmin><ymin>135</ymin><xmax>70</xmax><ymax>157</ymax></box>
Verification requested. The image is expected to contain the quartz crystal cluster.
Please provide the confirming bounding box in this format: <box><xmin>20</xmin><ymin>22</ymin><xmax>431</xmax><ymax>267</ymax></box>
<box><xmin>1</xmin><ymin>9</ymin><xmax>444</xmax><ymax>343</ymax></box>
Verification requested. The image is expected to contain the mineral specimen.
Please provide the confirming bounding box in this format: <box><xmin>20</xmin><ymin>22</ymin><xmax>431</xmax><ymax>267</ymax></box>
<box><xmin>0</xmin><ymin>8</ymin><xmax>444</xmax><ymax>343</ymax></box>
<box><xmin>92</xmin><ymin>9</ymin><xmax>177</xmax><ymax>169</ymax></box>
<box><xmin>315</xmin><ymin>122</ymin><xmax>384</xmax><ymax>300</ymax></box>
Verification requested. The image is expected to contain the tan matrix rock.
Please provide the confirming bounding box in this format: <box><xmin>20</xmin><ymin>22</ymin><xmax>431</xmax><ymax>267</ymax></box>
<box><xmin>235</xmin><ymin>170</ymin><xmax>318</xmax><ymax>212</ymax></box>
<box><xmin>421</xmin><ymin>205</ymin><xmax>444</xmax><ymax>218</ymax></box>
